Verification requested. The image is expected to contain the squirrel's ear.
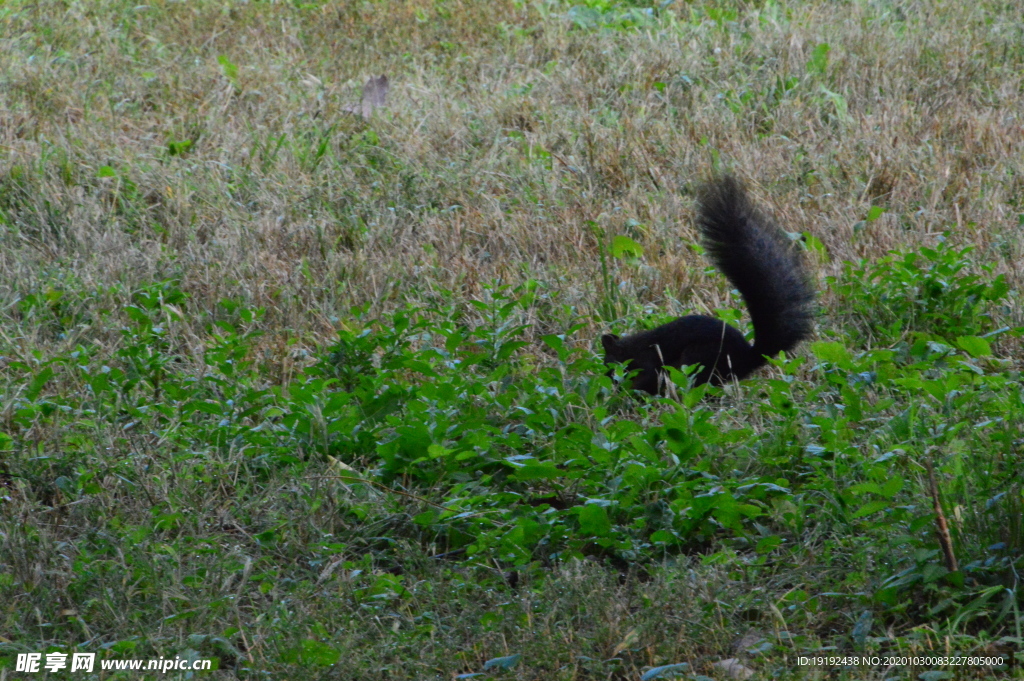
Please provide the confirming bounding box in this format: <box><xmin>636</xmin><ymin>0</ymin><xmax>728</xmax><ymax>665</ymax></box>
<box><xmin>601</xmin><ymin>334</ymin><xmax>619</xmax><ymax>353</ymax></box>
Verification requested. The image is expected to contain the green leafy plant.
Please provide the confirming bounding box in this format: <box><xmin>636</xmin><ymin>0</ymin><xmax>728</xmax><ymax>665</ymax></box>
<box><xmin>831</xmin><ymin>237</ymin><xmax>1010</xmax><ymax>346</ymax></box>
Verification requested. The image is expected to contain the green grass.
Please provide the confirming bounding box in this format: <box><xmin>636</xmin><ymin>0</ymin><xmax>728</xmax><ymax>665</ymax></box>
<box><xmin>1</xmin><ymin>0</ymin><xmax>1022</xmax><ymax>678</ymax></box>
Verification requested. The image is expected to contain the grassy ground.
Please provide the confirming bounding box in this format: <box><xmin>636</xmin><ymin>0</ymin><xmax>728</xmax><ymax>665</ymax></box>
<box><xmin>1</xmin><ymin>0</ymin><xmax>1022</xmax><ymax>678</ymax></box>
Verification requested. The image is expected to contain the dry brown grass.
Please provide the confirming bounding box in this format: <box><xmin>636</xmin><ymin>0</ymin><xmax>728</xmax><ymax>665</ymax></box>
<box><xmin>2</xmin><ymin>0</ymin><xmax>1022</xmax><ymax>367</ymax></box>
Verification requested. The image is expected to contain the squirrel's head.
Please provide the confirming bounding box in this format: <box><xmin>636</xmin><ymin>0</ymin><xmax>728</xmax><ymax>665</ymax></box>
<box><xmin>601</xmin><ymin>334</ymin><xmax>662</xmax><ymax>395</ymax></box>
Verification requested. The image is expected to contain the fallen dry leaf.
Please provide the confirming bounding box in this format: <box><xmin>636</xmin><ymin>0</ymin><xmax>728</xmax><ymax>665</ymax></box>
<box><xmin>343</xmin><ymin>74</ymin><xmax>389</xmax><ymax>118</ymax></box>
<box><xmin>713</xmin><ymin>658</ymin><xmax>755</xmax><ymax>680</ymax></box>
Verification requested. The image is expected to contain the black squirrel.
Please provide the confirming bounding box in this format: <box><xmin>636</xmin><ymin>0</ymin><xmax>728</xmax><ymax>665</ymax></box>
<box><xmin>601</xmin><ymin>175</ymin><xmax>814</xmax><ymax>395</ymax></box>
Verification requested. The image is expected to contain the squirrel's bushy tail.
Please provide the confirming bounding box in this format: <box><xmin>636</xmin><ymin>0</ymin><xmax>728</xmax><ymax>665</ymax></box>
<box><xmin>695</xmin><ymin>175</ymin><xmax>814</xmax><ymax>363</ymax></box>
